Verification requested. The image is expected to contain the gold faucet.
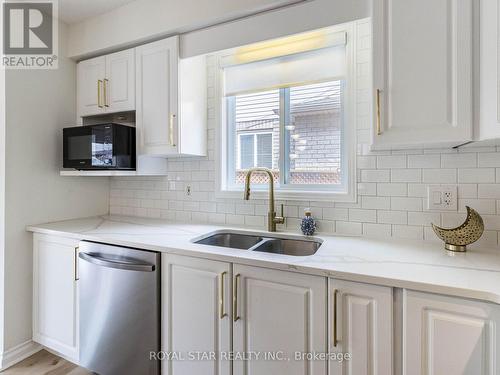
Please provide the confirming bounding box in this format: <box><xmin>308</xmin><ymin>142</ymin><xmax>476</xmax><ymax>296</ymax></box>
<box><xmin>243</xmin><ymin>167</ymin><xmax>285</xmax><ymax>232</ymax></box>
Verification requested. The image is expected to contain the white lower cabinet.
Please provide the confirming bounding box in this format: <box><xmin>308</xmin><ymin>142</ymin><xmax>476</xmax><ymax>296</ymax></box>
<box><xmin>328</xmin><ymin>279</ymin><xmax>393</xmax><ymax>375</ymax></box>
<box><xmin>162</xmin><ymin>258</ymin><xmax>327</xmax><ymax>375</ymax></box>
<box><xmin>232</xmin><ymin>264</ymin><xmax>327</xmax><ymax>375</ymax></box>
<box><xmin>162</xmin><ymin>254</ymin><xmax>231</xmax><ymax>375</ymax></box>
<box><xmin>31</xmin><ymin>233</ymin><xmax>500</xmax><ymax>374</ymax></box>
<box><xmin>403</xmin><ymin>290</ymin><xmax>500</xmax><ymax>375</ymax></box>
<box><xmin>32</xmin><ymin>233</ymin><xmax>79</xmax><ymax>362</ymax></box>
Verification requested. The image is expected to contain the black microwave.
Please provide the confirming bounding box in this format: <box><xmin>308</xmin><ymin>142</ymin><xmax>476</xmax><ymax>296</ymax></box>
<box><xmin>63</xmin><ymin>123</ymin><xmax>136</xmax><ymax>170</ymax></box>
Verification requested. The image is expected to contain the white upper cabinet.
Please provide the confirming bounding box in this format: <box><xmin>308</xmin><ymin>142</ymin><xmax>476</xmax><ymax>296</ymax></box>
<box><xmin>76</xmin><ymin>35</ymin><xmax>206</xmax><ymax>161</ymax></box>
<box><xmin>104</xmin><ymin>49</ymin><xmax>135</xmax><ymax>113</ymax></box>
<box><xmin>403</xmin><ymin>290</ymin><xmax>500</xmax><ymax>375</ymax></box>
<box><xmin>328</xmin><ymin>279</ymin><xmax>393</xmax><ymax>375</ymax></box>
<box><xmin>77</xmin><ymin>48</ymin><xmax>135</xmax><ymax>118</ymax></box>
<box><xmin>232</xmin><ymin>264</ymin><xmax>327</xmax><ymax>375</ymax></box>
<box><xmin>77</xmin><ymin>56</ymin><xmax>105</xmax><ymax>117</ymax></box>
<box><xmin>479</xmin><ymin>0</ymin><xmax>500</xmax><ymax>140</ymax></box>
<box><xmin>136</xmin><ymin>37</ymin><xmax>178</xmax><ymax>156</ymax></box>
<box><xmin>372</xmin><ymin>0</ymin><xmax>474</xmax><ymax>150</ymax></box>
<box><xmin>136</xmin><ymin>36</ymin><xmax>207</xmax><ymax>157</ymax></box>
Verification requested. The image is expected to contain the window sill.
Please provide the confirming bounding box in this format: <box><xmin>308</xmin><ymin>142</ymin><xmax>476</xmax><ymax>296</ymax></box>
<box><xmin>216</xmin><ymin>188</ymin><xmax>356</xmax><ymax>203</ymax></box>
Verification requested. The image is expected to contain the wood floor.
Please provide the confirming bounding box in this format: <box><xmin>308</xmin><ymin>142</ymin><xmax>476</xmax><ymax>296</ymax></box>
<box><xmin>1</xmin><ymin>350</ymin><xmax>91</xmax><ymax>375</ymax></box>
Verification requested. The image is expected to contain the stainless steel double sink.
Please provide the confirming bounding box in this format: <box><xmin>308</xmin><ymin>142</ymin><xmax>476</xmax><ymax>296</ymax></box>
<box><xmin>194</xmin><ymin>230</ymin><xmax>322</xmax><ymax>256</ymax></box>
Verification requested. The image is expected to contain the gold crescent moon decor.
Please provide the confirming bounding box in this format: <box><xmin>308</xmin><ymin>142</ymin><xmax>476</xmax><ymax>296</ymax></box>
<box><xmin>431</xmin><ymin>206</ymin><xmax>484</xmax><ymax>252</ymax></box>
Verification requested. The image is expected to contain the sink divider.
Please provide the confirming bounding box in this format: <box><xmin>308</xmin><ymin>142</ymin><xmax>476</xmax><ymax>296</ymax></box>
<box><xmin>247</xmin><ymin>238</ymin><xmax>274</xmax><ymax>251</ymax></box>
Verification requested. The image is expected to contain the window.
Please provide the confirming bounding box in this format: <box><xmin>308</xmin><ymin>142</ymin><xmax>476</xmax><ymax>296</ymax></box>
<box><xmin>218</xmin><ymin>26</ymin><xmax>356</xmax><ymax>200</ymax></box>
<box><xmin>238</xmin><ymin>132</ymin><xmax>273</xmax><ymax>170</ymax></box>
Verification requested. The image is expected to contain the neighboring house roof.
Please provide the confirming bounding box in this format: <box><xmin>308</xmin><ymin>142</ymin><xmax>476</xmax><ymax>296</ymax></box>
<box><xmin>290</xmin><ymin>80</ymin><xmax>342</xmax><ymax>113</ymax></box>
<box><xmin>290</xmin><ymin>97</ymin><xmax>341</xmax><ymax>114</ymax></box>
<box><xmin>236</xmin><ymin>120</ymin><xmax>277</xmax><ymax>132</ymax></box>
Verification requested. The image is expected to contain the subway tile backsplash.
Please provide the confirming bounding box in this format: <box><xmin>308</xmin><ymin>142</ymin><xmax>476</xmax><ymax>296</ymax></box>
<box><xmin>109</xmin><ymin>146</ymin><xmax>500</xmax><ymax>248</ymax></box>
<box><xmin>109</xmin><ymin>125</ymin><xmax>500</xmax><ymax>249</ymax></box>
<box><xmin>109</xmin><ymin>20</ymin><xmax>500</xmax><ymax>249</ymax></box>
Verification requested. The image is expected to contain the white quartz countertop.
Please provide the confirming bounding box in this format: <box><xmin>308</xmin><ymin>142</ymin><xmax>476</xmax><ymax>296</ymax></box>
<box><xmin>27</xmin><ymin>215</ymin><xmax>500</xmax><ymax>305</ymax></box>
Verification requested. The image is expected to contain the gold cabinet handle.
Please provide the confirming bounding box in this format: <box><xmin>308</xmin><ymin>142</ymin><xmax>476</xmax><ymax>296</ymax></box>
<box><xmin>74</xmin><ymin>246</ymin><xmax>79</xmax><ymax>281</ymax></box>
<box><xmin>219</xmin><ymin>271</ymin><xmax>227</xmax><ymax>319</ymax></box>
<box><xmin>169</xmin><ymin>114</ymin><xmax>176</xmax><ymax>147</ymax></box>
<box><xmin>97</xmin><ymin>80</ymin><xmax>103</xmax><ymax>108</ymax></box>
<box><xmin>103</xmin><ymin>79</ymin><xmax>109</xmax><ymax>107</ymax></box>
<box><xmin>333</xmin><ymin>289</ymin><xmax>339</xmax><ymax>347</ymax></box>
<box><xmin>376</xmin><ymin>88</ymin><xmax>382</xmax><ymax>135</ymax></box>
<box><xmin>233</xmin><ymin>273</ymin><xmax>241</xmax><ymax>322</ymax></box>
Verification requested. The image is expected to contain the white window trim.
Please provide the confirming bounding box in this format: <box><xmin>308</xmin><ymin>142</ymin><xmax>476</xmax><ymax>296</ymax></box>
<box><xmin>215</xmin><ymin>23</ymin><xmax>358</xmax><ymax>202</ymax></box>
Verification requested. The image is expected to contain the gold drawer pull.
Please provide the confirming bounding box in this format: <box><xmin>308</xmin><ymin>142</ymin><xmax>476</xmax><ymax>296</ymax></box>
<box><xmin>97</xmin><ymin>80</ymin><xmax>103</xmax><ymax>108</ymax></box>
<box><xmin>169</xmin><ymin>114</ymin><xmax>176</xmax><ymax>147</ymax></box>
<box><xmin>103</xmin><ymin>78</ymin><xmax>109</xmax><ymax>107</ymax></box>
<box><xmin>233</xmin><ymin>274</ymin><xmax>241</xmax><ymax>322</ymax></box>
<box><xmin>376</xmin><ymin>88</ymin><xmax>382</xmax><ymax>135</ymax></box>
<box><xmin>333</xmin><ymin>289</ymin><xmax>339</xmax><ymax>347</ymax></box>
<box><xmin>74</xmin><ymin>246</ymin><xmax>79</xmax><ymax>281</ymax></box>
<box><xmin>219</xmin><ymin>271</ymin><xmax>227</xmax><ymax>319</ymax></box>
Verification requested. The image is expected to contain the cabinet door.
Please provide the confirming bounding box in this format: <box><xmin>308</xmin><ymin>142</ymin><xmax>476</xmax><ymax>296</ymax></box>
<box><xmin>233</xmin><ymin>264</ymin><xmax>327</xmax><ymax>375</ymax></box>
<box><xmin>33</xmin><ymin>234</ymin><xmax>79</xmax><ymax>361</ymax></box>
<box><xmin>403</xmin><ymin>290</ymin><xmax>500</xmax><ymax>375</ymax></box>
<box><xmin>105</xmin><ymin>48</ymin><xmax>135</xmax><ymax>113</ymax></box>
<box><xmin>136</xmin><ymin>37</ymin><xmax>179</xmax><ymax>156</ymax></box>
<box><xmin>479</xmin><ymin>0</ymin><xmax>500</xmax><ymax>140</ymax></box>
<box><xmin>162</xmin><ymin>254</ymin><xmax>231</xmax><ymax>375</ymax></box>
<box><xmin>77</xmin><ymin>56</ymin><xmax>106</xmax><ymax>117</ymax></box>
<box><xmin>328</xmin><ymin>279</ymin><xmax>392</xmax><ymax>375</ymax></box>
<box><xmin>372</xmin><ymin>0</ymin><xmax>473</xmax><ymax>149</ymax></box>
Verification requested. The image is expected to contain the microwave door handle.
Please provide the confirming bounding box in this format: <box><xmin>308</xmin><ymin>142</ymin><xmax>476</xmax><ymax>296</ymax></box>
<box><xmin>79</xmin><ymin>252</ymin><xmax>155</xmax><ymax>272</ymax></box>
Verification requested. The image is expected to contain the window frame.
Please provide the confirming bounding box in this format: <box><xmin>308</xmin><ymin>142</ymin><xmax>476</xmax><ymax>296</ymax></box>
<box><xmin>236</xmin><ymin>131</ymin><xmax>274</xmax><ymax>170</ymax></box>
<box><xmin>215</xmin><ymin>23</ymin><xmax>357</xmax><ymax>202</ymax></box>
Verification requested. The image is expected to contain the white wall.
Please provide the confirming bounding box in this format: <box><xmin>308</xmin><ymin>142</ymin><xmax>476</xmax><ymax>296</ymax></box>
<box><xmin>67</xmin><ymin>0</ymin><xmax>305</xmax><ymax>59</ymax></box>
<box><xmin>67</xmin><ymin>0</ymin><xmax>370</xmax><ymax>59</ymax></box>
<box><xmin>3</xmin><ymin>21</ymin><xmax>109</xmax><ymax>353</ymax></box>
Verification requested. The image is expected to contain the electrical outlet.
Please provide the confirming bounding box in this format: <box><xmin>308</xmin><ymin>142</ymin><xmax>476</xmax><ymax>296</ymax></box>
<box><xmin>427</xmin><ymin>185</ymin><xmax>457</xmax><ymax>211</ymax></box>
<box><xmin>186</xmin><ymin>185</ymin><xmax>191</xmax><ymax>196</ymax></box>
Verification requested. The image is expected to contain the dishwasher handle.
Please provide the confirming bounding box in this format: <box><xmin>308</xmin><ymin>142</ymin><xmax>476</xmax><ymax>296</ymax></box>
<box><xmin>79</xmin><ymin>252</ymin><xmax>156</xmax><ymax>272</ymax></box>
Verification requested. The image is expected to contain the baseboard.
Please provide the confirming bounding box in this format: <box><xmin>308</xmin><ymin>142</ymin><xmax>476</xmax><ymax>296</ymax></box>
<box><xmin>0</xmin><ymin>340</ymin><xmax>41</xmax><ymax>370</ymax></box>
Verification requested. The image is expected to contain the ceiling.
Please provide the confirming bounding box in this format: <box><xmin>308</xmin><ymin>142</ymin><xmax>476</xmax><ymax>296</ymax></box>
<box><xmin>59</xmin><ymin>0</ymin><xmax>137</xmax><ymax>24</ymax></box>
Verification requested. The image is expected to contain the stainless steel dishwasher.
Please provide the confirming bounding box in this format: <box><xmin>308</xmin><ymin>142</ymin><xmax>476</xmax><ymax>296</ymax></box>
<box><xmin>78</xmin><ymin>241</ymin><xmax>160</xmax><ymax>375</ymax></box>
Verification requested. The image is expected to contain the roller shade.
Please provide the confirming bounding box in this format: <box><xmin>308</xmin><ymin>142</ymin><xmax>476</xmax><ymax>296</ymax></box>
<box><xmin>222</xmin><ymin>31</ymin><xmax>346</xmax><ymax>97</ymax></box>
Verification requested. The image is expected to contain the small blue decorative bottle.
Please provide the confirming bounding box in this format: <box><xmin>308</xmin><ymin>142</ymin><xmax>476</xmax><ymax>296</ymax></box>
<box><xmin>300</xmin><ymin>208</ymin><xmax>316</xmax><ymax>236</ymax></box>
